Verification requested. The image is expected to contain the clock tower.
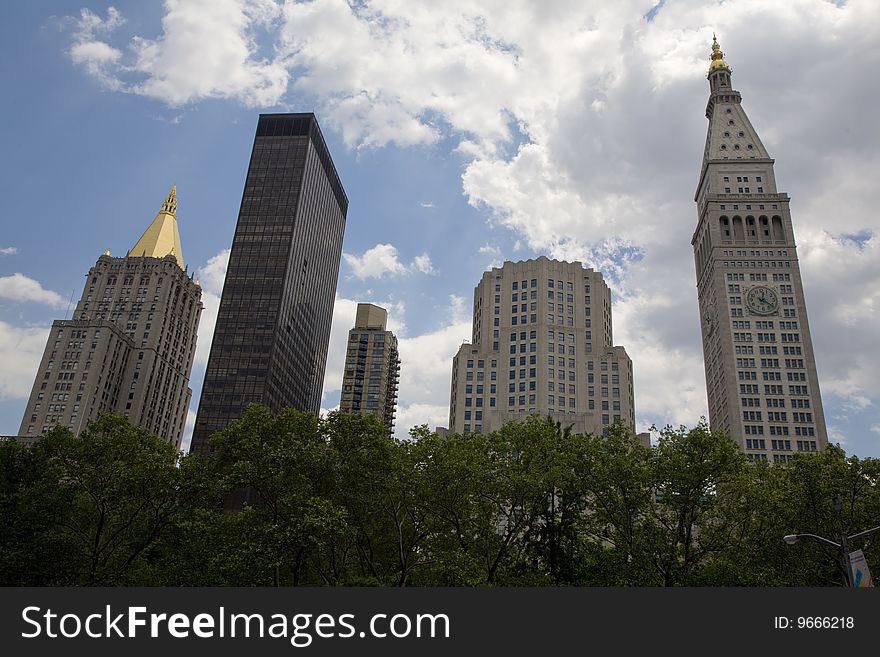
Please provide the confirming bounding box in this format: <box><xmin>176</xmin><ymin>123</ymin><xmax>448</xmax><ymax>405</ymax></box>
<box><xmin>692</xmin><ymin>36</ymin><xmax>828</xmax><ymax>461</ymax></box>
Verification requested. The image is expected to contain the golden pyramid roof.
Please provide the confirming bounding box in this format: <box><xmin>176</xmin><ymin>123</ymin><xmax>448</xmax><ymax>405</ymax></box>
<box><xmin>130</xmin><ymin>185</ymin><xmax>185</xmax><ymax>269</ymax></box>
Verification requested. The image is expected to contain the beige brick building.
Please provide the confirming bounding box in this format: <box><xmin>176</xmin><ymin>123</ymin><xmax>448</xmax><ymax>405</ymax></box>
<box><xmin>17</xmin><ymin>186</ymin><xmax>202</xmax><ymax>449</ymax></box>
<box><xmin>448</xmin><ymin>257</ymin><xmax>637</xmax><ymax>437</ymax></box>
<box><xmin>692</xmin><ymin>38</ymin><xmax>827</xmax><ymax>462</ymax></box>
<box><xmin>339</xmin><ymin>303</ymin><xmax>400</xmax><ymax>433</ymax></box>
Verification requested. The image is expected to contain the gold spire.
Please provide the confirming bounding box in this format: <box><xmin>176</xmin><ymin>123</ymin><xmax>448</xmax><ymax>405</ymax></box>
<box><xmin>104</xmin><ymin>248</ymin><xmax>111</xmax><ymax>256</ymax></box>
<box><xmin>129</xmin><ymin>184</ymin><xmax>185</xmax><ymax>269</ymax></box>
<box><xmin>708</xmin><ymin>33</ymin><xmax>731</xmax><ymax>73</ymax></box>
<box><xmin>161</xmin><ymin>184</ymin><xmax>177</xmax><ymax>215</ymax></box>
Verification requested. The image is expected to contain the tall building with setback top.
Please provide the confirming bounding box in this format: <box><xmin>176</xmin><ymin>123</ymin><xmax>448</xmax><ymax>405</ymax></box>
<box><xmin>448</xmin><ymin>257</ymin><xmax>637</xmax><ymax>437</ymax></box>
<box><xmin>692</xmin><ymin>37</ymin><xmax>828</xmax><ymax>461</ymax></box>
<box><xmin>18</xmin><ymin>186</ymin><xmax>202</xmax><ymax>449</ymax></box>
<box><xmin>339</xmin><ymin>303</ymin><xmax>401</xmax><ymax>433</ymax></box>
<box><xmin>190</xmin><ymin>113</ymin><xmax>347</xmax><ymax>454</ymax></box>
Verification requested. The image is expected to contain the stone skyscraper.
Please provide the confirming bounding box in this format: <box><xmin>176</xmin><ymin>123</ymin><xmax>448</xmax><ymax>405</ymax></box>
<box><xmin>191</xmin><ymin>114</ymin><xmax>347</xmax><ymax>454</ymax></box>
<box><xmin>339</xmin><ymin>303</ymin><xmax>401</xmax><ymax>433</ymax></box>
<box><xmin>18</xmin><ymin>186</ymin><xmax>202</xmax><ymax>449</ymax></box>
<box><xmin>692</xmin><ymin>37</ymin><xmax>827</xmax><ymax>461</ymax></box>
<box><xmin>448</xmin><ymin>257</ymin><xmax>637</xmax><ymax>437</ymax></box>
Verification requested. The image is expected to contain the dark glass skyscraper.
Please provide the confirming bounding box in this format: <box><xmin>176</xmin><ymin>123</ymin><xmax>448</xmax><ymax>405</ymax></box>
<box><xmin>190</xmin><ymin>114</ymin><xmax>348</xmax><ymax>454</ymax></box>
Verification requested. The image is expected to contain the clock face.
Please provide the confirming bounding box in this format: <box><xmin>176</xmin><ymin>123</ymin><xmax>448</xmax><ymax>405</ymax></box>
<box><xmin>746</xmin><ymin>285</ymin><xmax>779</xmax><ymax>315</ymax></box>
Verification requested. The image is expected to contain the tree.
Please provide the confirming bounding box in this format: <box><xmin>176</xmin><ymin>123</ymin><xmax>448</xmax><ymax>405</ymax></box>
<box><xmin>0</xmin><ymin>417</ymin><xmax>186</xmax><ymax>585</ymax></box>
<box><xmin>203</xmin><ymin>405</ymin><xmax>347</xmax><ymax>586</ymax></box>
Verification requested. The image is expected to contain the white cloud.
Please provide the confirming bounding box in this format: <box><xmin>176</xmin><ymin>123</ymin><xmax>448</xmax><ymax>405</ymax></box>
<box><xmin>343</xmin><ymin>243</ymin><xmax>436</xmax><ymax>280</ymax></box>
<box><xmin>395</xmin><ymin>295</ymin><xmax>471</xmax><ymax>425</ymax></box>
<box><xmin>613</xmin><ymin>281</ymin><xmax>708</xmax><ymax>431</ymax></box>
<box><xmin>478</xmin><ymin>243</ymin><xmax>504</xmax><ymax>268</ymax></box>
<box><xmin>179</xmin><ymin>408</ymin><xmax>196</xmax><ymax>453</ymax></box>
<box><xmin>413</xmin><ymin>253</ymin><xmax>435</xmax><ymax>275</ymax></box>
<box><xmin>67</xmin><ymin>6</ymin><xmax>125</xmax><ymax>88</ymax></box>
<box><xmin>67</xmin><ymin>1</ymin><xmax>290</xmax><ymax>106</ymax></box>
<box><xmin>343</xmin><ymin>244</ymin><xmax>409</xmax><ymax>279</ymax></box>
<box><xmin>0</xmin><ymin>321</ymin><xmax>50</xmax><ymax>400</ymax></box>
<box><xmin>396</xmin><ymin>403</ymin><xmax>450</xmax><ymax>436</ymax></box>
<box><xmin>0</xmin><ymin>273</ymin><xmax>66</xmax><ymax>307</ymax></box>
<box><xmin>70</xmin><ymin>39</ymin><xmax>122</xmax><ymax>67</ymax></box>
<box><xmin>131</xmin><ymin>0</ymin><xmax>289</xmax><ymax>106</ymax></box>
<box><xmin>197</xmin><ymin>248</ymin><xmax>230</xmax><ymax>296</ymax></box>
<box><xmin>828</xmin><ymin>425</ymin><xmax>848</xmax><ymax>448</ymax></box>
<box><xmin>193</xmin><ymin>249</ymin><xmax>230</xmax><ymax>367</ymax></box>
<box><xmin>0</xmin><ymin>247</ymin><xmax>18</xmax><ymax>256</ymax></box>
<box><xmin>796</xmin><ymin>231</ymin><xmax>879</xmax><ymax>417</ymax></box>
<box><xmin>420</xmin><ymin>201</ymin><xmax>435</xmax><ymax>208</ymax></box>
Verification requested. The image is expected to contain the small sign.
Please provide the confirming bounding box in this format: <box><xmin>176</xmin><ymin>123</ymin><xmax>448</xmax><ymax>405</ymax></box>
<box><xmin>849</xmin><ymin>549</ymin><xmax>874</xmax><ymax>588</ymax></box>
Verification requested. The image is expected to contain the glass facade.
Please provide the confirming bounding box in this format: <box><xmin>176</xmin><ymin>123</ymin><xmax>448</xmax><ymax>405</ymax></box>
<box><xmin>190</xmin><ymin>114</ymin><xmax>347</xmax><ymax>454</ymax></box>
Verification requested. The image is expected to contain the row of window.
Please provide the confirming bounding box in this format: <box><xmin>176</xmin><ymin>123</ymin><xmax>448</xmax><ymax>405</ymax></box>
<box><xmin>723</xmin><ymin>251</ymin><xmax>788</xmax><ymax>259</ymax></box>
<box><xmin>745</xmin><ymin>438</ymin><xmax>818</xmax><ymax>451</ymax></box>
<box><xmin>735</xmin><ymin>346</ymin><xmax>803</xmax><ymax>355</ymax></box>
<box><xmin>722</xmin><ymin>261</ymin><xmax>791</xmax><ymax>269</ymax></box>
<box><xmin>726</xmin><ymin>273</ymin><xmax>791</xmax><ymax>282</ymax></box>
<box><xmin>493</xmin><ymin>279</ymin><xmax>578</xmax><ymax>293</ymax></box>
<box><xmin>737</xmin><ymin>383</ymin><xmax>812</xmax><ymax>396</ymax></box>
<box><xmin>745</xmin><ymin>426</ymin><xmax>816</xmax><ymax>437</ymax></box>
<box><xmin>742</xmin><ymin>411</ymin><xmax>813</xmax><ymax>422</ymax></box>
<box><xmin>732</xmin><ymin>320</ymin><xmax>799</xmax><ymax>329</ymax></box>
<box><xmin>719</xmin><ymin>203</ymin><xmax>778</xmax><ymax>212</ymax></box>
<box><xmin>723</xmin><ymin>175</ymin><xmax>763</xmax><ymax>183</ymax></box>
<box><xmin>740</xmin><ymin>397</ymin><xmax>810</xmax><ymax>408</ymax></box>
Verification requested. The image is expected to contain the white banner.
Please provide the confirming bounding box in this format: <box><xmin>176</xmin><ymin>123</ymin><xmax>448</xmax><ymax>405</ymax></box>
<box><xmin>849</xmin><ymin>549</ymin><xmax>874</xmax><ymax>588</ymax></box>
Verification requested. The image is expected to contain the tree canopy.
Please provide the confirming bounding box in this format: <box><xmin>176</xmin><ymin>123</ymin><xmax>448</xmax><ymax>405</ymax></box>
<box><xmin>1</xmin><ymin>407</ymin><xmax>877</xmax><ymax>586</ymax></box>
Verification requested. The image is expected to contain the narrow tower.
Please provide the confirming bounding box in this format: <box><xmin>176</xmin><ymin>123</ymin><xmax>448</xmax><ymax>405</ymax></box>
<box><xmin>18</xmin><ymin>186</ymin><xmax>203</xmax><ymax>448</ymax></box>
<box><xmin>339</xmin><ymin>304</ymin><xmax>400</xmax><ymax>433</ymax></box>
<box><xmin>692</xmin><ymin>36</ymin><xmax>827</xmax><ymax>461</ymax></box>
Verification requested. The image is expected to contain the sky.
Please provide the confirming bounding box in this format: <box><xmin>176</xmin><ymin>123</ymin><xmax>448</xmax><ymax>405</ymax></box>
<box><xmin>0</xmin><ymin>0</ymin><xmax>878</xmax><ymax>457</ymax></box>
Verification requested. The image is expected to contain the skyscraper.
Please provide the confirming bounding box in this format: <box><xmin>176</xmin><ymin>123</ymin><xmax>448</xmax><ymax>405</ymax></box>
<box><xmin>448</xmin><ymin>257</ymin><xmax>637</xmax><ymax>437</ymax></box>
<box><xmin>190</xmin><ymin>113</ymin><xmax>348</xmax><ymax>454</ymax></box>
<box><xmin>692</xmin><ymin>37</ymin><xmax>828</xmax><ymax>461</ymax></box>
<box><xmin>339</xmin><ymin>303</ymin><xmax>401</xmax><ymax>433</ymax></box>
<box><xmin>18</xmin><ymin>186</ymin><xmax>202</xmax><ymax>449</ymax></box>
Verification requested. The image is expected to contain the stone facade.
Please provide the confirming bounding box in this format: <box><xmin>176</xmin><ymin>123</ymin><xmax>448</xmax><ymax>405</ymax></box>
<box><xmin>17</xmin><ymin>187</ymin><xmax>202</xmax><ymax>449</ymax></box>
<box><xmin>448</xmin><ymin>257</ymin><xmax>637</xmax><ymax>436</ymax></box>
<box><xmin>692</xmin><ymin>38</ymin><xmax>828</xmax><ymax>462</ymax></box>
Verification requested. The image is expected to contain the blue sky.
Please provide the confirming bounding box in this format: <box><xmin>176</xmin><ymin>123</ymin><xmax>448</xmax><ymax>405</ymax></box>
<box><xmin>1</xmin><ymin>0</ymin><xmax>878</xmax><ymax>457</ymax></box>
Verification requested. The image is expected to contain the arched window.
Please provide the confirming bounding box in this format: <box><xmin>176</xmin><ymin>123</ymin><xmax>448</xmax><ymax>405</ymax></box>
<box><xmin>732</xmin><ymin>216</ymin><xmax>744</xmax><ymax>241</ymax></box>
<box><xmin>771</xmin><ymin>216</ymin><xmax>784</xmax><ymax>241</ymax></box>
